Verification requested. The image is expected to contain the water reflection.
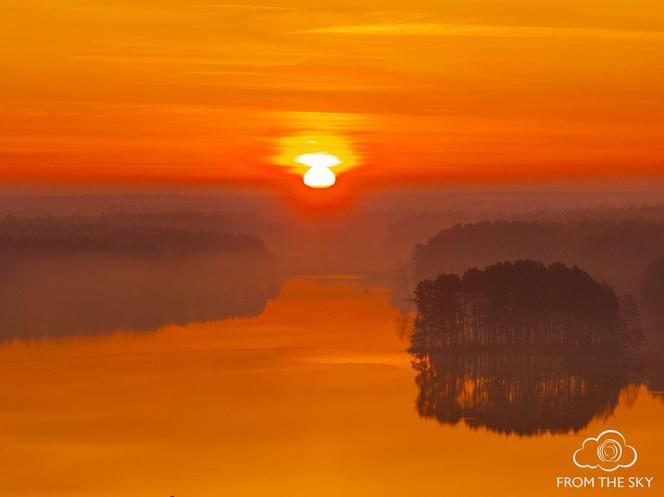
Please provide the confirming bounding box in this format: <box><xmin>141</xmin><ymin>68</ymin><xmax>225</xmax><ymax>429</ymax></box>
<box><xmin>0</xmin><ymin>275</ymin><xmax>662</xmax><ymax>497</ymax></box>
<box><xmin>408</xmin><ymin>260</ymin><xmax>647</xmax><ymax>435</ymax></box>
<box><xmin>412</xmin><ymin>350</ymin><xmax>638</xmax><ymax>436</ymax></box>
<box><xmin>0</xmin><ymin>253</ymin><xmax>280</xmax><ymax>342</ymax></box>
<box><xmin>642</xmin><ymin>340</ymin><xmax>664</xmax><ymax>400</ymax></box>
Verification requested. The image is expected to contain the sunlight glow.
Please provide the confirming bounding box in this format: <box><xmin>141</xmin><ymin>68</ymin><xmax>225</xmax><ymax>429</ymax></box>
<box><xmin>271</xmin><ymin>113</ymin><xmax>368</xmax><ymax>191</ymax></box>
<box><xmin>296</xmin><ymin>153</ymin><xmax>341</xmax><ymax>169</ymax></box>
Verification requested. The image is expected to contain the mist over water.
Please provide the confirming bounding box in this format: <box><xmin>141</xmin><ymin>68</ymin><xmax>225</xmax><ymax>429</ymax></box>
<box><xmin>2</xmin><ymin>187</ymin><xmax>664</xmax><ymax>495</ymax></box>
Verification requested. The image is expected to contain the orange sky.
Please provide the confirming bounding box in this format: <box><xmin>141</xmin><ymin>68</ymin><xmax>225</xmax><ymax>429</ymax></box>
<box><xmin>2</xmin><ymin>0</ymin><xmax>664</xmax><ymax>190</ymax></box>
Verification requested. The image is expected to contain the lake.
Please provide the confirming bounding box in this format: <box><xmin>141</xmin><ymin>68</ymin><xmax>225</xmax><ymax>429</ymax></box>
<box><xmin>0</xmin><ymin>275</ymin><xmax>661</xmax><ymax>496</ymax></box>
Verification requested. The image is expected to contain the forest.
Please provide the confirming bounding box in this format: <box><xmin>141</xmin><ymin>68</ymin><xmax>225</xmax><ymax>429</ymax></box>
<box><xmin>0</xmin><ymin>215</ymin><xmax>269</xmax><ymax>258</ymax></box>
<box><xmin>411</xmin><ymin>220</ymin><xmax>664</xmax><ymax>291</ymax></box>
<box><xmin>0</xmin><ymin>216</ymin><xmax>281</xmax><ymax>341</ymax></box>
<box><xmin>640</xmin><ymin>257</ymin><xmax>664</xmax><ymax>331</ymax></box>
<box><xmin>411</xmin><ymin>260</ymin><xmax>641</xmax><ymax>350</ymax></box>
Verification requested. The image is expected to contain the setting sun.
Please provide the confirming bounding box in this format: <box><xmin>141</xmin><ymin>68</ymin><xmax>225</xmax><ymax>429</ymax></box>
<box><xmin>303</xmin><ymin>167</ymin><xmax>336</xmax><ymax>188</ymax></box>
<box><xmin>297</xmin><ymin>152</ymin><xmax>340</xmax><ymax>188</ymax></box>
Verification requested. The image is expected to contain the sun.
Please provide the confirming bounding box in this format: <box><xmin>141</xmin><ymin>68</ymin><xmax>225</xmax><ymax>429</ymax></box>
<box><xmin>296</xmin><ymin>152</ymin><xmax>340</xmax><ymax>188</ymax></box>
<box><xmin>303</xmin><ymin>166</ymin><xmax>336</xmax><ymax>188</ymax></box>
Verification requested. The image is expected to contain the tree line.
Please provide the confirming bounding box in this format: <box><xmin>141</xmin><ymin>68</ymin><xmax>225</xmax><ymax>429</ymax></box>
<box><xmin>0</xmin><ymin>215</ymin><xmax>268</xmax><ymax>258</ymax></box>
<box><xmin>411</xmin><ymin>220</ymin><xmax>664</xmax><ymax>291</ymax></box>
<box><xmin>0</xmin><ymin>215</ymin><xmax>281</xmax><ymax>341</ymax></box>
<box><xmin>411</xmin><ymin>260</ymin><xmax>641</xmax><ymax>350</ymax></box>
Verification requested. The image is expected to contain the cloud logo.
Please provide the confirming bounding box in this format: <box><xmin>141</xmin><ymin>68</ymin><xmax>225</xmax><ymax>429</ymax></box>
<box><xmin>573</xmin><ymin>430</ymin><xmax>637</xmax><ymax>472</ymax></box>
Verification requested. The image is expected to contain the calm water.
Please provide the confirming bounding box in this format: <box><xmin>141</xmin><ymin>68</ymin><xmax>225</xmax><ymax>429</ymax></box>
<box><xmin>0</xmin><ymin>276</ymin><xmax>661</xmax><ymax>496</ymax></box>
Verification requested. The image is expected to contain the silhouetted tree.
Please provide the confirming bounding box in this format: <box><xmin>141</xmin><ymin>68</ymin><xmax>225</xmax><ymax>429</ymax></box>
<box><xmin>620</xmin><ymin>294</ymin><xmax>644</xmax><ymax>350</ymax></box>
<box><xmin>639</xmin><ymin>257</ymin><xmax>664</xmax><ymax>326</ymax></box>
<box><xmin>411</xmin><ymin>260</ymin><xmax>637</xmax><ymax>350</ymax></box>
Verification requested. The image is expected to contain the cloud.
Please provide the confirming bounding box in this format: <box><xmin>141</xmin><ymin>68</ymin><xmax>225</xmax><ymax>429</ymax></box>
<box><xmin>573</xmin><ymin>430</ymin><xmax>638</xmax><ymax>472</ymax></box>
<box><xmin>294</xmin><ymin>22</ymin><xmax>664</xmax><ymax>41</ymax></box>
<box><xmin>194</xmin><ymin>3</ymin><xmax>294</xmax><ymax>10</ymax></box>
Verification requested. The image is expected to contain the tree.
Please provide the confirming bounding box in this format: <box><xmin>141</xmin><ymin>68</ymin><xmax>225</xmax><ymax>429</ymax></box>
<box><xmin>411</xmin><ymin>260</ymin><xmax>635</xmax><ymax>350</ymax></box>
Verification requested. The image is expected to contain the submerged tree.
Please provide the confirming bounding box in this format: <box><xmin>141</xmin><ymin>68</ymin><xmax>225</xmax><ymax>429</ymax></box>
<box><xmin>412</xmin><ymin>260</ymin><xmax>639</xmax><ymax>350</ymax></box>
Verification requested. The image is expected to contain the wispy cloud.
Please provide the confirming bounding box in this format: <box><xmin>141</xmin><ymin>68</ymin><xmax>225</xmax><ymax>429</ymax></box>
<box><xmin>194</xmin><ymin>3</ymin><xmax>294</xmax><ymax>10</ymax></box>
<box><xmin>294</xmin><ymin>22</ymin><xmax>664</xmax><ymax>41</ymax></box>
